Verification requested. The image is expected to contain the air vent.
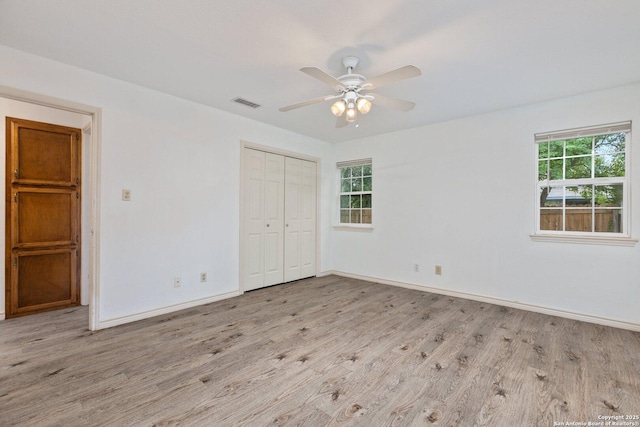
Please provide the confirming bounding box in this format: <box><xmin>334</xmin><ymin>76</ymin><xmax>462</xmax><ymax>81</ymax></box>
<box><xmin>232</xmin><ymin>97</ymin><xmax>261</xmax><ymax>109</ymax></box>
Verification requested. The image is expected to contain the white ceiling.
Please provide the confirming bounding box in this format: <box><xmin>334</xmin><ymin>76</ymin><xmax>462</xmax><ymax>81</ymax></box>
<box><xmin>2</xmin><ymin>0</ymin><xmax>640</xmax><ymax>143</ymax></box>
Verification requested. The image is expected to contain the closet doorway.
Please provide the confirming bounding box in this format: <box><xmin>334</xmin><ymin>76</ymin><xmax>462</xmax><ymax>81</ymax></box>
<box><xmin>242</xmin><ymin>146</ymin><xmax>317</xmax><ymax>291</ymax></box>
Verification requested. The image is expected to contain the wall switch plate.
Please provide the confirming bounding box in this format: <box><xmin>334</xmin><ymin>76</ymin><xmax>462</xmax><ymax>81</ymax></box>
<box><xmin>174</xmin><ymin>277</ymin><xmax>182</xmax><ymax>288</ymax></box>
<box><xmin>435</xmin><ymin>265</ymin><xmax>442</xmax><ymax>275</ymax></box>
<box><xmin>122</xmin><ymin>189</ymin><xmax>131</xmax><ymax>201</ymax></box>
<box><xmin>200</xmin><ymin>272</ymin><xmax>207</xmax><ymax>282</ymax></box>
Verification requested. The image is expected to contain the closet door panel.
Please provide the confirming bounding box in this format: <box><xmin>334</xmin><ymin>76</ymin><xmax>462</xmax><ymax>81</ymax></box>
<box><xmin>244</xmin><ymin>149</ymin><xmax>266</xmax><ymax>290</ymax></box>
<box><xmin>263</xmin><ymin>153</ymin><xmax>285</xmax><ymax>286</ymax></box>
<box><xmin>284</xmin><ymin>158</ymin><xmax>301</xmax><ymax>282</ymax></box>
<box><xmin>299</xmin><ymin>160</ymin><xmax>317</xmax><ymax>278</ymax></box>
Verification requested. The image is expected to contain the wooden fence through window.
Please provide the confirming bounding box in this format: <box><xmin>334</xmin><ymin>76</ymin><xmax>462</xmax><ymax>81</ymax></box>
<box><xmin>540</xmin><ymin>209</ymin><xmax>621</xmax><ymax>232</ymax></box>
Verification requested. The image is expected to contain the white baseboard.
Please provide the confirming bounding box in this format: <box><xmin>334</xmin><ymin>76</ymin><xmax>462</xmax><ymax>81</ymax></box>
<box><xmin>323</xmin><ymin>270</ymin><xmax>640</xmax><ymax>332</ymax></box>
<box><xmin>0</xmin><ymin>312</ymin><xmax>5</xmax><ymax>321</ymax></box>
<box><xmin>97</xmin><ymin>290</ymin><xmax>241</xmax><ymax>330</ymax></box>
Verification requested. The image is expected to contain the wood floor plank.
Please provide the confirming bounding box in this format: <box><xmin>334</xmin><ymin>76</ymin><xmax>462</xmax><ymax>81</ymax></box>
<box><xmin>1</xmin><ymin>275</ymin><xmax>639</xmax><ymax>426</ymax></box>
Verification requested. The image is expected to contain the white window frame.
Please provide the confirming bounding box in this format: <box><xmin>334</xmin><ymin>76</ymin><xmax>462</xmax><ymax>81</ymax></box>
<box><xmin>531</xmin><ymin>121</ymin><xmax>637</xmax><ymax>246</ymax></box>
<box><xmin>335</xmin><ymin>158</ymin><xmax>373</xmax><ymax>229</ymax></box>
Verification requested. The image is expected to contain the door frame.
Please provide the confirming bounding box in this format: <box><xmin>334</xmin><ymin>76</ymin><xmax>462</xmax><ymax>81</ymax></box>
<box><xmin>239</xmin><ymin>141</ymin><xmax>321</xmax><ymax>293</ymax></box>
<box><xmin>0</xmin><ymin>85</ymin><xmax>102</xmax><ymax>331</ymax></box>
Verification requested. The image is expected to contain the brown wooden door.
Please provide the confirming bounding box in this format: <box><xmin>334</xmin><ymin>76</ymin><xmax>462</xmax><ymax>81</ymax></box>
<box><xmin>5</xmin><ymin>117</ymin><xmax>81</xmax><ymax>318</ymax></box>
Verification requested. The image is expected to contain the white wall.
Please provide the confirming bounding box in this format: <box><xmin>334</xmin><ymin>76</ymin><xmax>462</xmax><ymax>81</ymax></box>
<box><xmin>332</xmin><ymin>83</ymin><xmax>640</xmax><ymax>328</ymax></box>
<box><xmin>0</xmin><ymin>45</ymin><xmax>333</xmax><ymax>325</ymax></box>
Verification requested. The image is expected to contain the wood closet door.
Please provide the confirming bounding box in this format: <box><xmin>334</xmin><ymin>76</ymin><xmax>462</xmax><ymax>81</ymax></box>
<box><xmin>5</xmin><ymin>117</ymin><xmax>81</xmax><ymax>318</ymax></box>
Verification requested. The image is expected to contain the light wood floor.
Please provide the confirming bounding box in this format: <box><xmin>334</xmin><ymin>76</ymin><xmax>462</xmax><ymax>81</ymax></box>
<box><xmin>1</xmin><ymin>275</ymin><xmax>639</xmax><ymax>426</ymax></box>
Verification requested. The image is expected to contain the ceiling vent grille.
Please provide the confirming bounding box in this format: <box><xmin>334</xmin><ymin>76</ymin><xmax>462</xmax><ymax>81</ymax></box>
<box><xmin>232</xmin><ymin>97</ymin><xmax>261</xmax><ymax>109</ymax></box>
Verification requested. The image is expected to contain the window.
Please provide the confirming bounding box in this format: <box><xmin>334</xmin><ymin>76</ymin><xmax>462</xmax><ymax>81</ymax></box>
<box><xmin>338</xmin><ymin>159</ymin><xmax>372</xmax><ymax>225</ymax></box>
<box><xmin>535</xmin><ymin>122</ymin><xmax>630</xmax><ymax>238</ymax></box>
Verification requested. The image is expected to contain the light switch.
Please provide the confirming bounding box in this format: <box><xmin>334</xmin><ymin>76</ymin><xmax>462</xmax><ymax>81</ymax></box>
<box><xmin>122</xmin><ymin>189</ymin><xmax>131</xmax><ymax>201</ymax></box>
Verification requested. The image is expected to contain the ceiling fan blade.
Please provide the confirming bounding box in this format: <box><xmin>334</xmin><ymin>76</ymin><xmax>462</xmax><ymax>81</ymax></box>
<box><xmin>301</xmin><ymin>67</ymin><xmax>344</xmax><ymax>91</ymax></box>
<box><xmin>369</xmin><ymin>93</ymin><xmax>416</xmax><ymax>112</ymax></box>
<box><xmin>364</xmin><ymin>65</ymin><xmax>421</xmax><ymax>90</ymax></box>
<box><xmin>335</xmin><ymin>113</ymin><xmax>348</xmax><ymax>128</ymax></box>
<box><xmin>279</xmin><ymin>95</ymin><xmax>339</xmax><ymax>112</ymax></box>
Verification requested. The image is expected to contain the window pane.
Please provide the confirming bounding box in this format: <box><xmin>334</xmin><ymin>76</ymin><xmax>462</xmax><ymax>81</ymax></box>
<box><xmin>549</xmin><ymin>140</ymin><xmax>564</xmax><ymax>158</ymax></box>
<box><xmin>540</xmin><ymin>186</ymin><xmax>561</xmax><ymax>207</ymax></box>
<box><xmin>341</xmin><ymin>179</ymin><xmax>351</xmax><ymax>192</ymax></box>
<box><xmin>352</xmin><ymin>165</ymin><xmax>363</xmax><ymax>177</ymax></box>
<box><xmin>350</xmin><ymin>210</ymin><xmax>361</xmax><ymax>223</ymax></box>
<box><xmin>565</xmin><ymin>156</ymin><xmax>591</xmax><ymax>179</ymax></box>
<box><xmin>549</xmin><ymin>159</ymin><xmax>563</xmax><ymax>180</ymax></box>
<box><xmin>362</xmin><ymin>194</ymin><xmax>372</xmax><ymax>208</ymax></box>
<box><xmin>565</xmin><ymin>208</ymin><xmax>592</xmax><ymax>232</ymax></box>
<box><xmin>340</xmin><ymin>209</ymin><xmax>350</xmax><ymax>223</ymax></box>
<box><xmin>538</xmin><ymin>161</ymin><xmax>548</xmax><ymax>181</ymax></box>
<box><xmin>341</xmin><ymin>167</ymin><xmax>351</xmax><ymax>178</ymax></box>
<box><xmin>362</xmin><ymin>164</ymin><xmax>372</xmax><ymax>176</ymax></box>
<box><xmin>595</xmin><ymin>153</ymin><xmax>625</xmax><ymax>177</ymax></box>
<box><xmin>340</xmin><ymin>195</ymin><xmax>349</xmax><ymax>208</ymax></box>
<box><xmin>540</xmin><ymin>208</ymin><xmax>562</xmax><ymax>230</ymax></box>
<box><xmin>565</xmin><ymin>137</ymin><xmax>592</xmax><ymax>156</ymax></box>
<box><xmin>538</xmin><ymin>142</ymin><xmax>549</xmax><ymax>159</ymax></box>
<box><xmin>595</xmin><ymin>208</ymin><xmax>622</xmax><ymax>233</ymax></box>
<box><xmin>594</xmin><ymin>184</ymin><xmax>622</xmax><ymax>208</ymax></box>
<box><xmin>363</xmin><ymin>176</ymin><xmax>372</xmax><ymax>191</ymax></box>
<box><xmin>350</xmin><ymin>195</ymin><xmax>361</xmax><ymax>208</ymax></box>
<box><xmin>595</xmin><ymin>133</ymin><xmax>625</xmax><ymax>155</ymax></box>
<box><xmin>352</xmin><ymin>177</ymin><xmax>362</xmax><ymax>191</ymax></box>
<box><xmin>566</xmin><ymin>185</ymin><xmax>591</xmax><ymax>207</ymax></box>
<box><xmin>362</xmin><ymin>209</ymin><xmax>372</xmax><ymax>224</ymax></box>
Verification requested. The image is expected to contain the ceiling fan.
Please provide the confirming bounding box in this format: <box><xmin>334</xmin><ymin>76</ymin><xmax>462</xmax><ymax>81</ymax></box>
<box><xmin>279</xmin><ymin>56</ymin><xmax>422</xmax><ymax>128</ymax></box>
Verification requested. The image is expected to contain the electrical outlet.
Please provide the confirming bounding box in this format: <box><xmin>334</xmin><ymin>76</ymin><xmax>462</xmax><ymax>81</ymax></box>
<box><xmin>122</xmin><ymin>189</ymin><xmax>131</xmax><ymax>201</ymax></box>
<box><xmin>200</xmin><ymin>272</ymin><xmax>207</xmax><ymax>282</ymax></box>
<box><xmin>174</xmin><ymin>277</ymin><xmax>182</xmax><ymax>288</ymax></box>
<box><xmin>414</xmin><ymin>263</ymin><xmax>420</xmax><ymax>273</ymax></box>
<box><xmin>435</xmin><ymin>265</ymin><xmax>442</xmax><ymax>275</ymax></box>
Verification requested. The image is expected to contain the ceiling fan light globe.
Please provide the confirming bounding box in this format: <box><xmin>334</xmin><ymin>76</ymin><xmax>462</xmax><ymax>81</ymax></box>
<box><xmin>356</xmin><ymin>98</ymin><xmax>372</xmax><ymax>114</ymax></box>
<box><xmin>346</xmin><ymin>107</ymin><xmax>357</xmax><ymax>122</ymax></box>
<box><xmin>330</xmin><ymin>100</ymin><xmax>346</xmax><ymax>117</ymax></box>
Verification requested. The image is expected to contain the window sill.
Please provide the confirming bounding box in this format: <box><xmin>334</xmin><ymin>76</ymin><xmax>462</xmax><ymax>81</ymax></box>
<box><xmin>530</xmin><ymin>234</ymin><xmax>638</xmax><ymax>247</ymax></box>
<box><xmin>334</xmin><ymin>224</ymin><xmax>374</xmax><ymax>232</ymax></box>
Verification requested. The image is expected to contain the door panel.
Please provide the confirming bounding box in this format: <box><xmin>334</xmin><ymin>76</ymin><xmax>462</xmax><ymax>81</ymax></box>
<box><xmin>243</xmin><ymin>149</ymin><xmax>284</xmax><ymax>290</ymax></box>
<box><xmin>284</xmin><ymin>157</ymin><xmax>301</xmax><ymax>282</ymax></box>
<box><xmin>6</xmin><ymin>117</ymin><xmax>81</xmax><ymax>318</ymax></box>
<box><xmin>263</xmin><ymin>153</ymin><xmax>284</xmax><ymax>287</ymax></box>
<box><xmin>299</xmin><ymin>160</ymin><xmax>317</xmax><ymax>279</ymax></box>
<box><xmin>12</xmin><ymin>124</ymin><xmax>78</xmax><ymax>186</ymax></box>
<box><xmin>244</xmin><ymin>149</ymin><xmax>266</xmax><ymax>290</ymax></box>
<box><xmin>13</xmin><ymin>188</ymin><xmax>77</xmax><ymax>248</ymax></box>
<box><xmin>284</xmin><ymin>158</ymin><xmax>316</xmax><ymax>282</ymax></box>
<box><xmin>12</xmin><ymin>249</ymin><xmax>77</xmax><ymax>314</ymax></box>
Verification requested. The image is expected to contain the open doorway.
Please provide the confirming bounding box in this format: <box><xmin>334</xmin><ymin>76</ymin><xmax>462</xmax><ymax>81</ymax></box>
<box><xmin>0</xmin><ymin>87</ymin><xmax>101</xmax><ymax>330</ymax></box>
